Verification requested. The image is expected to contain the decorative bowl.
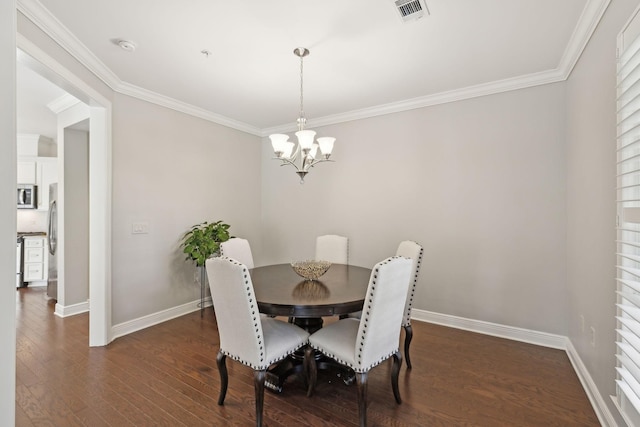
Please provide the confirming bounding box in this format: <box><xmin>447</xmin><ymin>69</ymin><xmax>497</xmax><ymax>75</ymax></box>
<box><xmin>291</xmin><ymin>260</ymin><xmax>331</xmax><ymax>281</ymax></box>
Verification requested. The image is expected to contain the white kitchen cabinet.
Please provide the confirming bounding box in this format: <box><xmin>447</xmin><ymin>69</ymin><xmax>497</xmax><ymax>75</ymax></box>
<box><xmin>23</xmin><ymin>236</ymin><xmax>48</xmax><ymax>285</ymax></box>
<box><xmin>17</xmin><ymin>161</ymin><xmax>37</xmax><ymax>184</ymax></box>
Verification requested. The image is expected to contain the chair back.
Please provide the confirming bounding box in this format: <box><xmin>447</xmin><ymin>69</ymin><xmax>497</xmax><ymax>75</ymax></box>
<box><xmin>355</xmin><ymin>256</ymin><xmax>412</xmax><ymax>371</ymax></box>
<box><xmin>220</xmin><ymin>237</ymin><xmax>255</xmax><ymax>269</ymax></box>
<box><xmin>395</xmin><ymin>240</ymin><xmax>423</xmax><ymax>326</ymax></box>
<box><xmin>315</xmin><ymin>234</ymin><xmax>349</xmax><ymax>264</ymax></box>
<box><xmin>205</xmin><ymin>257</ymin><xmax>264</xmax><ymax>368</ymax></box>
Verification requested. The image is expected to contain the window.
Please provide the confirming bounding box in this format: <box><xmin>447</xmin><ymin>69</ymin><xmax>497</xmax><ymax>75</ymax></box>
<box><xmin>616</xmin><ymin>8</ymin><xmax>640</xmax><ymax>426</ymax></box>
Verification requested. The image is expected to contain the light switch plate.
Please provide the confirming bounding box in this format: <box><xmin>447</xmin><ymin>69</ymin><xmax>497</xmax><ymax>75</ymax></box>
<box><xmin>132</xmin><ymin>222</ymin><xmax>149</xmax><ymax>234</ymax></box>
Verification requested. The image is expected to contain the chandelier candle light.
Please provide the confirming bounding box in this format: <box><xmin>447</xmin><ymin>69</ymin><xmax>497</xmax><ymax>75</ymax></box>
<box><xmin>269</xmin><ymin>47</ymin><xmax>335</xmax><ymax>184</ymax></box>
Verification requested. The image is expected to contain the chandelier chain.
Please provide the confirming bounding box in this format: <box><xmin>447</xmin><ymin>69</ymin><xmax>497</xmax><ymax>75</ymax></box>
<box><xmin>298</xmin><ymin>52</ymin><xmax>305</xmax><ymax>131</ymax></box>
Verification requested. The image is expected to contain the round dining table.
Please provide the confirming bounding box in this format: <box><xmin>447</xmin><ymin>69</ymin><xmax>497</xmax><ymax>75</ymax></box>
<box><xmin>251</xmin><ymin>263</ymin><xmax>371</xmax><ymax>330</ymax></box>
<box><xmin>250</xmin><ymin>263</ymin><xmax>372</xmax><ymax>392</ymax></box>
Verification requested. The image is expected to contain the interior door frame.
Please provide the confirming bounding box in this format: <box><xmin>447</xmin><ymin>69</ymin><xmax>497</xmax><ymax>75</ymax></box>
<box><xmin>17</xmin><ymin>34</ymin><xmax>112</xmax><ymax>346</ymax></box>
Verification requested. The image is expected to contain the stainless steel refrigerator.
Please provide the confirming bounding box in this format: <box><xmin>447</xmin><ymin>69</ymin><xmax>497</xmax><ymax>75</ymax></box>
<box><xmin>47</xmin><ymin>183</ymin><xmax>58</xmax><ymax>300</ymax></box>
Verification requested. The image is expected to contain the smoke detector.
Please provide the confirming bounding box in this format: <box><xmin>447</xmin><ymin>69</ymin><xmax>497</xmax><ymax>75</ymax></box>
<box><xmin>117</xmin><ymin>40</ymin><xmax>136</xmax><ymax>52</ymax></box>
<box><xmin>395</xmin><ymin>0</ymin><xmax>429</xmax><ymax>22</ymax></box>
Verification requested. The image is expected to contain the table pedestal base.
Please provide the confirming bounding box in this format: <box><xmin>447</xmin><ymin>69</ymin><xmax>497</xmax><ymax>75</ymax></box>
<box><xmin>264</xmin><ymin>316</ymin><xmax>355</xmax><ymax>393</ymax></box>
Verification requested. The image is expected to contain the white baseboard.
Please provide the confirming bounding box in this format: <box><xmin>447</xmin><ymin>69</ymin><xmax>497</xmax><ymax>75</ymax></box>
<box><xmin>26</xmin><ymin>281</ymin><xmax>46</xmax><ymax>288</ymax></box>
<box><xmin>565</xmin><ymin>341</ymin><xmax>618</xmax><ymax>426</ymax></box>
<box><xmin>111</xmin><ymin>297</ymin><xmax>212</xmax><ymax>340</ymax></box>
<box><xmin>411</xmin><ymin>308</ymin><xmax>566</xmax><ymax>349</ymax></box>
<box><xmin>54</xmin><ymin>300</ymin><xmax>89</xmax><ymax>318</ymax></box>
<box><xmin>412</xmin><ymin>308</ymin><xmax>617</xmax><ymax>426</ymax></box>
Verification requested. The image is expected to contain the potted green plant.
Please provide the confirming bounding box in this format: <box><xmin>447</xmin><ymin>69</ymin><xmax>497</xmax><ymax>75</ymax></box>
<box><xmin>181</xmin><ymin>220</ymin><xmax>231</xmax><ymax>266</ymax></box>
<box><xmin>181</xmin><ymin>220</ymin><xmax>231</xmax><ymax>315</ymax></box>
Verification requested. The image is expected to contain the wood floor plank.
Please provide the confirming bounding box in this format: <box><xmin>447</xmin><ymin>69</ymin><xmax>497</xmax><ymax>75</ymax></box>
<box><xmin>15</xmin><ymin>287</ymin><xmax>599</xmax><ymax>426</ymax></box>
<box><xmin>15</xmin><ymin>401</ymin><xmax>35</xmax><ymax>427</ymax></box>
<box><xmin>15</xmin><ymin>384</ymin><xmax>55</xmax><ymax>426</ymax></box>
<box><xmin>72</xmin><ymin>407</ymin><xmax>111</xmax><ymax>427</ymax></box>
<box><xmin>25</xmin><ymin>382</ymin><xmax>84</xmax><ymax>427</ymax></box>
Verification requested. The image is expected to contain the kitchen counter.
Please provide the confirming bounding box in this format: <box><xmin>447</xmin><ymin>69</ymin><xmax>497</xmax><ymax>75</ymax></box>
<box><xmin>17</xmin><ymin>231</ymin><xmax>46</xmax><ymax>237</ymax></box>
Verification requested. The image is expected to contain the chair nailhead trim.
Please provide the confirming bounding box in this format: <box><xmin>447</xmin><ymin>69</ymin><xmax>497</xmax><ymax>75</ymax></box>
<box><xmin>220</xmin><ymin>342</ymin><xmax>308</xmax><ymax>370</ymax></box>
<box><xmin>402</xmin><ymin>243</ymin><xmax>423</xmax><ymax>327</ymax></box>
<box><xmin>309</xmin><ymin>343</ymin><xmax>399</xmax><ymax>373</ymax></box>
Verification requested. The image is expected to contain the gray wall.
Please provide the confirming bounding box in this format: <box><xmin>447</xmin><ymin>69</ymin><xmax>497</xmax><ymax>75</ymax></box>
<box><xmin>566</xmin><ymin>1</ymin><xmax>640</xmax><ymax>424</ymax></box>
<box><xmin>56</xmin><ymin>103</ymin><xmax>90</xmax><ymax>308</ymax></box>
<box><xmin>111</xmin><ymin>94</ymin><xmax>262</xmax><ymax>324</ymax></box>
<box><xmin>63</xmin><ymin>128</ymin><xmax>90</xmax><ymax>305</ymax></box>
<box><xmin>1</xmin><ymin>1</ymin><xmax>16</xmax><ymax>424</ymax></box>
<box><xmin>260</xmin><ymin>82</ymin><xmax>568</xmax><ymax>335</ymax></box>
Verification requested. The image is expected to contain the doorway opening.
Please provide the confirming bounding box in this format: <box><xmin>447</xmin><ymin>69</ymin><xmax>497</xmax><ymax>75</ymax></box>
<box><xmin>17</xmin><ymin>40</ymin><xmax>112</xmax><ymax>347</ymax></box>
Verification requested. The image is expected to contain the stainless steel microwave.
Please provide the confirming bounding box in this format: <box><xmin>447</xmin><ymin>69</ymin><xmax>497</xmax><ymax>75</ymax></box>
<box><xmin>17</xmin><ymin>184</ymin><xmax>37</xmax><ymax>209</ymax></box>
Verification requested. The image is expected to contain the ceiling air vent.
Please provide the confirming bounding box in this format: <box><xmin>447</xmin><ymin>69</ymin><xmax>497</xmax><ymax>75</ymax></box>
<box><xmin>395</xmin><ymin>0</ymin><xmax>429</xmax><ymax>22</ymax></box>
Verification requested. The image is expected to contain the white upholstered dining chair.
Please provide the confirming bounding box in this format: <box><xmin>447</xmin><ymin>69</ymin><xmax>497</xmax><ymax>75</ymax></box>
<box><xmin>348</xmin><ymin>240</ymin><xmax>423</xmax><ymax>369</ymax></box>
<box><xmin>315</xmin><ymin>234</ymin><xmax>349</xmax><ymax>264</ymax></box>
<box><xmin>304</xmin><ymin>256</ymin><xmax>412</xmax><ymax>427</ymax></box>
<box><xmin>205</xmin><ymin>257</ymin><xmax>309</xmax><ymax>427</ymax></box>
<box><xmin>220</xmin><ymin>237</ymin><xmax>254</xmax><ymax>268</ymax></box>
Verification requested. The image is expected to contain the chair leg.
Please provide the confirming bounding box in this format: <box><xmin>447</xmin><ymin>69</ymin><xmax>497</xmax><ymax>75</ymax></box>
<box><xmin>356</xmin><ymin>372</ymin><xmax>368</xmax><ymax>427</ymax></box>
<box><xmin>403</xmin><ymin>324</ymin><xmax>413</xmax><ymax>369</ymax></box>
<box><xmin>304</xmin><ymin>346</ymin><xmax>317</xmax><ymax>397</ymax></box>
<box><xmin>254</xmin><ymin>369</ymin><xmax>266</xmax><ymax>427</ymax></box>
<box><xmin>216</xmin><ymin>351</ymin><xmax>228</xmax><ymax>405</ymax></box>
<box><xmin>391</xmin><ymin>350</ymin><xmax>403</xmax><ymax>404</ymax></box>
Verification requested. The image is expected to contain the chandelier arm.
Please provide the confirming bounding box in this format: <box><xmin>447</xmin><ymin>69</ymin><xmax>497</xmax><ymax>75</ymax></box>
<box><xmin>289</xmin><ymin>143</ymin><xmax>300</xmax><ymax>163</ymax></box>
<box><xmin>277</xmin><ymin>156</ymin><xmax>304</xmax><ymax>172</ymax></box>
<box><xmin>274</xmin><ymin>156</ymin><xmax>334</xmax><ymax>173</ymax></box>
<box><xmin>302</xmin><ymin>158</ymin><xmax>334</xmax><ymax>171</ymax></box>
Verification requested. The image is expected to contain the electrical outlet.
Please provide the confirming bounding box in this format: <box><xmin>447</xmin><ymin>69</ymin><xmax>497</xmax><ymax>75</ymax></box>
<box><xmin>580</xmin><ymin>315</ymin><xmax>585</xmax><ymax>333</ymax></box>
<box><xmin>590</xmin><ymin>326</ymin><xmax>596</xmax><ymax>347</ymax></box>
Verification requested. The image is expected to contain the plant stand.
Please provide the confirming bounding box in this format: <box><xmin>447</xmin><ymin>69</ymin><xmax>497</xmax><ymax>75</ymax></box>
<box><xmin>199</xmin><ymin>265</ymin><xmax>207</xmax><ymax>317</ymax></box>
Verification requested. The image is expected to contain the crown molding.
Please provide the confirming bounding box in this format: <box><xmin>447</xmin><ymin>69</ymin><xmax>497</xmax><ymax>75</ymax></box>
<box><xmin>46</xmin><ymin>92</ymin><xmax>80</xmax><ymax>114</ymax></box>
<box><xmin>117</xmin><ymin>81</ymin><xmax>262</xmax><ymax>136</ymax></box>
<box><xmin>557</xmin><ymin>0</ymin><xmax>611</xmax><ymax>78</ymax></box>
<box><xmin>17</xmin><ymin>0</ymin><xmax>120</xmax><ymax>89</ymax></box>
<box><xmin>17</xmin><ymin>0</ymin><xmax>609</xmax><ymax>138</ymax></box>
<box><xmin>261</xmin><ymin>68</ymin><xmax>567</xmax><ymax>136</ymax></box>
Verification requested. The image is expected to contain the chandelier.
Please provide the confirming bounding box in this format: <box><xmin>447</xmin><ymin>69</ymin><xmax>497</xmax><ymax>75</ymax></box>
<box><xmin>269</xmin><ymin>47</ymin><xmax>335</xmax><ymax>184</ymax></box>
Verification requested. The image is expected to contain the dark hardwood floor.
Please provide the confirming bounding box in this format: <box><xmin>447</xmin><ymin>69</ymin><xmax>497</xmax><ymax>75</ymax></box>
<box><xmin>15</xmin><ymin>287</ymin><xmax>599</xmax><ymax>426</ymax></box>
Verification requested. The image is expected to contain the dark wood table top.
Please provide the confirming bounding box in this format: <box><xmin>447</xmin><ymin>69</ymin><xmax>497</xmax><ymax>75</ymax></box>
<box><xmin>250</xmin><ymin>263</ymin><xmax>372</xmax><ymax>318</ymax></box>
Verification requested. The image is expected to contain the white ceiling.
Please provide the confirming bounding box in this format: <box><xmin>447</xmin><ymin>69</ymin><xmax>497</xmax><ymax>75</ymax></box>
<box><xmin>17</xmin><ymin>61</ymin><xmax>66</xmax><ymax>139</ymax></box>
<box><xmin>17</xmin><ymin>0</ymin><xmax>607</xmax><ymax>136</ymax></box>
